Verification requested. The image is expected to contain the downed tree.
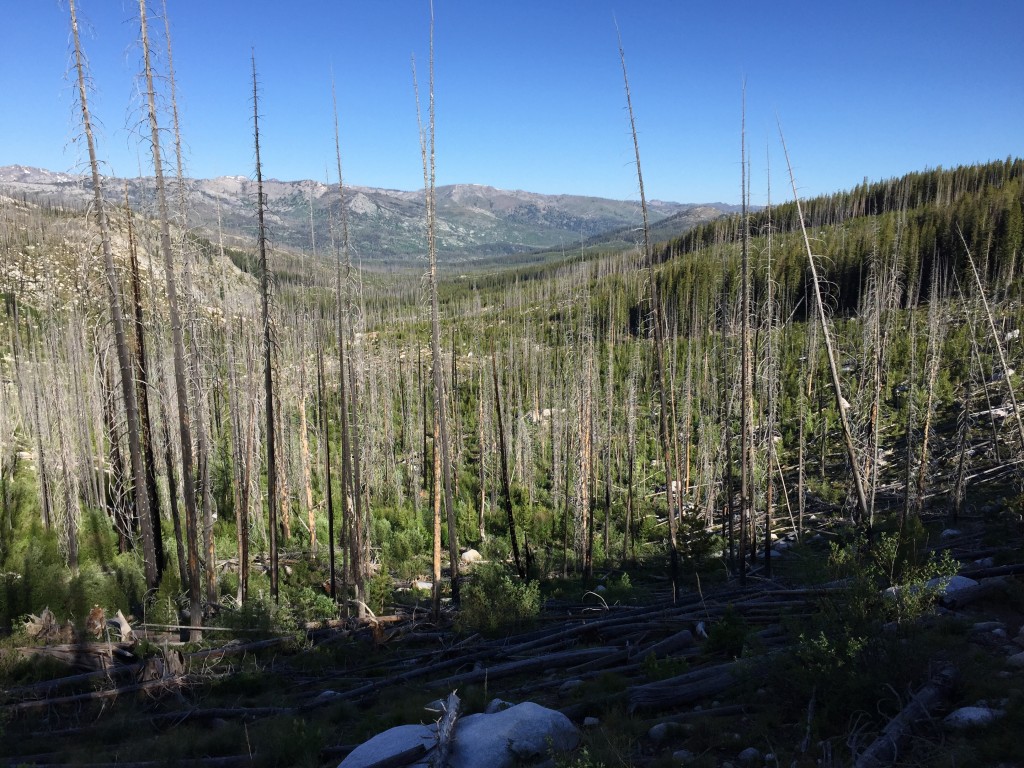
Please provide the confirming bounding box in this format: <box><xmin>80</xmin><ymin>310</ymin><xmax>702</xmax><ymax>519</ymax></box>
<box><xmin>627</xmin><ymin>660</ymin><xmax>744</xmax><ymax>713</ymax></box>
<box><xmin>852</xmin><ymin>664</ymin><xmax>958</xmax><ymax>768</ymax></box>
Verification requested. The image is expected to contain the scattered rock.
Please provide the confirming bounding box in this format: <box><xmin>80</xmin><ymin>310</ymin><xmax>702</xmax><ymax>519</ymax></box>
<box><xmin>583</xmin><ymin>716</ymin><xmax>600</xmax><ymax>727</ymax></box>
<box><xmin>738</xmin><ymin>746</ymin><xmax>761</xmax><ymax>765</ymax></box>
<box><xmin>943</xmin><ymin>706</ymin><xmax>1005</xmax><ymax>729</ymax></box>
<box><xmin>940</xmin><ymin>528</ymin><xmax>962</xmax><ymax>539</ymax></box>
<box><xmin>974</xmin><ymin>556</ymin><xmax>996</xmax><ymax>567</ymax></box>
<box><xmin>461</xmin><ymin>549</ymin><xmax>483</xmax><ymax>564</ymax></box>
<box><xmin>1006</xmin><ymin>651</ymin><xmax>1024</xmax><ymax>668</ymax></box>
<box><xmin>648</xmin><ymin>722</ymin><xmax>681</xmax><ymax>743</ymax></box>
<box><xmin>971</xmin><ymin>621</ymin><xmax>1006</xmax><ymax>633</ymax></box>
<box><xmin>672</xmin><ymin>749</ymin><xmax>694</xmax><ymax>762</ymax></box>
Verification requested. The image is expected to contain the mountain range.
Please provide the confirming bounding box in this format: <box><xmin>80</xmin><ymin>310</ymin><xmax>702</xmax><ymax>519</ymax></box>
<box><xmin>0</xmin><ymin>165</ymin><xmax>730</xmax><ymax>267</ymax></box>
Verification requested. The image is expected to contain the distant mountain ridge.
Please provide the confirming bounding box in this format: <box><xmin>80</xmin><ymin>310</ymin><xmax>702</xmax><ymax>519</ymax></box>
<box><xmin>0</xmin><ymin>165</ymin><xmax>729</xmax><ymax>266</ymax></box>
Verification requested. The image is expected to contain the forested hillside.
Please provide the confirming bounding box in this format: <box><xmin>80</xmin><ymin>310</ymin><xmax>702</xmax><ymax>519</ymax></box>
<box><xmin>1</xmin><ymin>3</ymin><xmax>1023</xmax><ymax>765</ymax></box>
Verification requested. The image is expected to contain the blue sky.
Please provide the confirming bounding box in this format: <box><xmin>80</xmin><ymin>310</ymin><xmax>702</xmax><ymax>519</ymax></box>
<box><xmin>1</xmin><ymin>1</ymin><xmax>1021</xmax><ymax>205</ymax></box>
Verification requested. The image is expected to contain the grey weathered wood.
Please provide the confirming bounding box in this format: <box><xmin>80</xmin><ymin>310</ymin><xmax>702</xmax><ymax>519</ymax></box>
<box><xmin>853</xmin><ymin>665</ymin><xmax>958</xmax><ymax>768</ymax></box>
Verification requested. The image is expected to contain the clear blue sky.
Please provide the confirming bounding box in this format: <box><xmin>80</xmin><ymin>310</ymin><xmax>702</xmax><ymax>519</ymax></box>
<box><xmin>1</xmin><ymin>1</ymin><xmax>1021</xmax><ymax>205</ymax></box>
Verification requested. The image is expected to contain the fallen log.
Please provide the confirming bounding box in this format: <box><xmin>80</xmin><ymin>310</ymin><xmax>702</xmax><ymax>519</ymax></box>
<box><xmin>17</xmin><ymin>641</ymin><xmax>136</xmax><ymax>672</ymax></box>
<box><xmin>427</xmin><ymin>647</ymin><xmax>611</xmax><ymax>690</ymax></box>
<box><xmin>853</xmin><ymin>664</ymin><xmax>958</xmax><ymax>768</ymax></box>
<box><xmin>6</xmin><ymin>675</ymin><xmax>189</xmax><ymax>714</ymax></box>
<box><xmin>958</xmin><ymin>562</ymin><xmax>1024</xmax><ymax>579</ymax></box>
<box><xmin>627</xmin><ymin>661</ymin><xmax>743</xmax><ymax>713</ymax></box>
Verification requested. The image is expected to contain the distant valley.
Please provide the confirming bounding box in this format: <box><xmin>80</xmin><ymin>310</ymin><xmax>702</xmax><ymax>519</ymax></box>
<box><xmin>0</xmin><ymin>165</ymin><xmax>729</xmax><ymax>267</ymax></box>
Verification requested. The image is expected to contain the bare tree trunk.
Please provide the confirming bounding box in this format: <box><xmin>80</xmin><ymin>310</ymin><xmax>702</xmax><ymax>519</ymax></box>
<box><xmin>125</xmin><ymin>189</ymin><xmax>165</xmax><ymax>577</ymax></box>
<box><xmin>70</xmin><ymin>0</ymin><xmax>158</xmax><ymax>587</ymax></box>
<box><xmin>432</xmin><ymin>414</ymin><xmax>442</xmax><ymax>617</ymax></box>
<box><xmin>617</xmin><ymin>31</ymin><xmax>679</xmax><ymax>595</ymax></box>
<box><xmin>330</xmin><ymin>85</ymin><xmax>357</xmax><ymax>611</ymax></box>
<box><xmin>139</xmin><ymin>0</ymin><xmax>202</xmax><ymax>637</ymax></box>
<box><xmin>251</xmin><ymin>52</ymin><xmax>278</xmax><ymax>603</ymax></box>
<box><xmin>414</xmin><ymin>13</ymin><xmax>460</xmax><ymax>600</ymax></box>
<box><xmin>960</xmin><ymin>228</ymin><xmax>1024</xmax><ymax>451</ymax></box>
<box><xmin>779</xmin><ymin>127</ymin><xmax>871</xmax><ymax>526</ymax></box>
<box><xmin>477</xmin><ymin>363</ymin><xmax>486</xmax><ymax>541</ymax></box>
<box><xmin>492</xmin><ymin>342</ymin><xmax>524</xmax><ymax>578</ymax></box>
<box><xmin>317</xmin><ymin>340</ymin><xmax>335</xmax><ymax>599</ymax></box>
<box><xmin>739</xmin><ymin>87</ymin><xmax>753</xmax><ymax>585</ymax></box>
<box><xmin>916</xmin><ymin>272</ymin><xmax>945</xmax><ymax>516</ymax></box>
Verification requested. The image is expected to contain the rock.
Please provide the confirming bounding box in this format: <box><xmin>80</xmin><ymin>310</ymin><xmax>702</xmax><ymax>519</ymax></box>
<box><xmin>648</xmin><ymin>722</ymin><xmax>680</xmax><ymax>743</ymax></box>
<box><xmin>484</xmin><ymin>698</ymin><xmax>514</xmax><ymax>714</ymax></box>
<box><xmin>738</xmin><ymin>746</ymin><xmax>761</xmax><ymax>765</ymax></box>
<box><xmin>943</xmin><ymin>706</ymin><xmax>1005</xmax><ymax>729</ymax></box>
<box><xmin>583</xmin><ymin>716</ymin><xmax>600</xmax><ymax>727</ymax></box>
<box><xmin>461</xmin><ymin>549</ymin><xmax>483</xmax><ymax>564</ymax></box>
<box><xmin>672</xmin><ymin>749</ymin><xmax>694</xmax><ymax>762</ymax></box>
<box><xmin>339</xmin><ymin>723</ymin><xmax>435</xmax><ymax>768</ymax></box>
<box><xmin>940</xmin><ymin>528</ymin><xmax>962</xmax><ymax>539</ymax></box>
<box><xmin>971</xmin><ymin>621</ymin><xmax>1006</xmax><ymax>633</ymax></box>
<box><xmin>887</xmin><ymin>574</ymin><xmax>979</xmax><ymax>600</ymax></box>
<box><xmin>974</xmin><ymin>556</ymin><xmax>996</xmax><ymax>567</ymax></box>
<box><xmin>448</xmin><ymin>702</ymin><xmax>579</xmax><ymax>768</ymax></box>
<box><xmin>312</xmin><ymin>690</ymin><xmax>342</xmax><ymax>705</ymax></box>
<box><xmin>340</xmin><ymin>702</ymin><xmax>578</xmax><ymax>768</ymax></box>
<box><xmin>925</xmin><ymin>574</ymin><xmax>978</xmax><ymax>595</ymax></box>
<box><xmin>412</xmin><ymin>580</ymin><xmax>433</xmax><ymax>591</ymax></box>
<box><xmin>1006</xmin><ymin>651</ymin><xmax>1024</xmax><ymax>668</ymax></box>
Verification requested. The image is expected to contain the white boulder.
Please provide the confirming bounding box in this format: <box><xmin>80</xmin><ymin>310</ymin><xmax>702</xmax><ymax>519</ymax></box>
<box><xmin>339</xmin><ymin>701</ymin><xmax>579</xmax><ymax>768</ymax></box>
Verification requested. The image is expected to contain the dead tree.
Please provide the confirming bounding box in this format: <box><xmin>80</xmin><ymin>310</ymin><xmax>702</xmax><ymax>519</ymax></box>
<box><xmin>618</xmin><ymin>29</ymin><xmax>680</xmax><ymax>594</ymax></box>
<box><xmin>139</xmin><ymin>0</ymin><xmax>202</xmax><ymax>636</ymax></box>
<box><xmin>70</xmin><ymin>0</ymin><xmax>158</xmax><ymax>587</ymax></box>
<box><xmin>252</xmin><ymin>52</ymin><xmax>279</xmax><ymax>601</ymax></box>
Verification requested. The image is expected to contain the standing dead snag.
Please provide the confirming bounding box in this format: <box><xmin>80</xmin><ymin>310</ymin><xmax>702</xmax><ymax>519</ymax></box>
<box><xmin>163</xmin><ymin>0</ymin><xmax>218</xmax><ymax>613</ymax></box>
<box><xmin>739</xmin><ymin>84</ymin><xmax>753</xmax><ymax>584</ymax></box>
<box><xmin>332</xmin><ymin>77</ymin><xmax>365</xmax><ymax>610</ymax></box>
<box><xmin>414</xmin><ymin>2</ymin><xmax>460</xmax><ymax>603</ymax></box>
<box><xmin>252</xmin><ymin>52</ymin><xmax>279</xmax><ymax>602</ymax></box>
<box><xmin>69</xmin><ymin>0</ymin><xmax>159</xmax><ymax>588</ymax></box>
<box><xmin>139</xmin><ymin>0</ymin><xmax>202</xmax><ymax>636</ymax></box>
<box><xmin>617</xmin><ymin>28</ymin><xmax>679</xmax><ymax>594</ymax></box>
<box><xmin>492</xmin><ymin>341</ymin><xmax>525</xmax><ymax>579</ymax></box>
<box><xmin>779</xmin><ymin>126</ymin><xmax>871</xmax><ymax>527</ymax></box>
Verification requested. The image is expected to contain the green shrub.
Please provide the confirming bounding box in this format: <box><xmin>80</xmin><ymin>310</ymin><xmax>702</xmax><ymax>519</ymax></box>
<box><xmin>456</xmin><ymin>562</ymin><xmax>540</xmax><ymax>636</ymax></box>
<box><xmin>365</xmin><ymin>570</ymin><xmax>394</xmax><ymax>615</ymax></box>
